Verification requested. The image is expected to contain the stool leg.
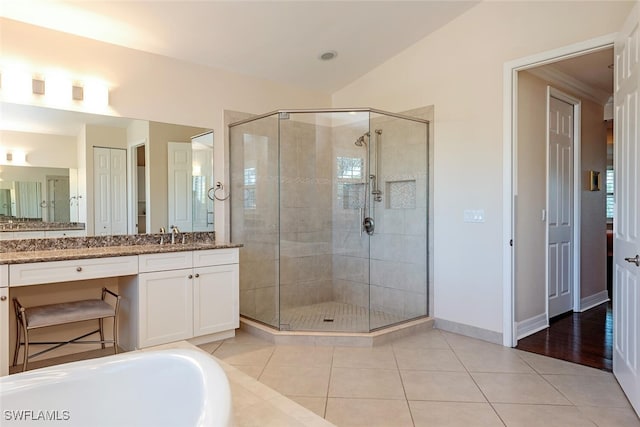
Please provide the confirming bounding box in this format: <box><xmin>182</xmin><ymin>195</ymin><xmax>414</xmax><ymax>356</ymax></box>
<box><xmin>112</xmin><ymin>315</ymin><xmax>119</xmax><ymax>355</ymax></box>
<box><xmin>22</xmin><ymin>326</ymin><xmax>29</xmax><ymax>372</ymax></box>
<box><xmin>99</xmin><ymin>318</ymin><xmax>106</xmax><ymax>350</ymax></box>
<box><xmin>12</xmin><ymin>313</ymin><xmax>21</xmax><ymax>367</ymax></box>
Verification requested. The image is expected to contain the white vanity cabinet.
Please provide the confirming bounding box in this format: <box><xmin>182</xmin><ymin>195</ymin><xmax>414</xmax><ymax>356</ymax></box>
<box><xmin>1</xmin><ymin>265</ymin><xmax>8</xmax><ymax>376</ymax></box>
<box><xmin>132</xmin><ymin>248</ymin><xmax>238</xmax><ymax>349</ymax></box>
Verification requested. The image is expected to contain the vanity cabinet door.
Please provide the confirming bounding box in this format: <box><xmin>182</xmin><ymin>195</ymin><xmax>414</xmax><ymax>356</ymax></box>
<box><xmin>138</xmin><ymin>268</ymin><xmax>193</xmax><ymax>348</ymax></box>
<box><xmin>193</xmin><ymin>263</ymin><xmax>239</xmax><ymax>337</ymax></box>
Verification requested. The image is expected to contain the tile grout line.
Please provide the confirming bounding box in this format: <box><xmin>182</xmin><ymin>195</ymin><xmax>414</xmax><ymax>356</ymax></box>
<box><xmin>391</xmin><ymin>340</ymin><xmax>417</xmax><ymax>427</ymax></box>
<box><xmin>444</xmin><ymin>334</ymin><xmax>508</xmax><ymax>427</ymax></box>
<box><xmin>323</xmin><ymin>346</ymin><xmax>335</xmax><ymax>421</ymax></box>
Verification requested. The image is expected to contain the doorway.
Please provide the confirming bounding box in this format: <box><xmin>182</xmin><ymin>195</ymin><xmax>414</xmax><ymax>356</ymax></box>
<box><xmin>131</xmin><ymin>143</ymin><xmax>148</xmax><ymax>234</ymax></box>
<box><xmin>511</xmin><ymin>48</ymin><xmax>614</xmax><ymax>370</ymax></box>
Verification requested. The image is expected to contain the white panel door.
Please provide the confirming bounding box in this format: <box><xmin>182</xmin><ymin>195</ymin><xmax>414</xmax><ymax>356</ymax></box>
<box><xmin>614</xmin><ymin>2</ymin><xmax>640</xmax><ymax>415</ymax></box>
<box><xmin>548</xmin><ymin>95</ymin><xmax>574</xmax><ymax>318</ymax></box>
<box><xmin>168</xmin><ymin>142</ymin><xmax>193</xmax><ymax>232</ymax></box>
<box><xmin>110</xmin><ymin>148</ymin><xmax>128</xmax><ymax>235</ymax></box>
<box><xmin>93</xmin><ymin>147</ymin><xmax>112</xmax><ymax>235</ymax></box>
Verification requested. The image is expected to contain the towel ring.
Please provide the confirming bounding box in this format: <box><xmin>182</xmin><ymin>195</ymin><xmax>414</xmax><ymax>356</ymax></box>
<box><xmin>208</xmin><ymin>182</ymin><xmax>230</xmax><ymax>201</ymax></box>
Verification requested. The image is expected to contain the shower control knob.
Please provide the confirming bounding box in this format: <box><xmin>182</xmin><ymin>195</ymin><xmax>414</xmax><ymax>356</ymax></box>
<box><xmin>363</xmin><ymin>217</ymin><xmax>375</xmax><ymax>235</ymax></box>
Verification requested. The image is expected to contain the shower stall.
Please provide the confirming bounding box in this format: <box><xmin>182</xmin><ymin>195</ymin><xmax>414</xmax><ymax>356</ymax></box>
<box><xmin>229</xmin><ymin>108</ymin><xmax>428</xmax><ymax>333</ymax></box>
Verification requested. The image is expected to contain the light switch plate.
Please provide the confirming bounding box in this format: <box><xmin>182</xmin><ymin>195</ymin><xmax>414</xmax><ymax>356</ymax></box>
<box><xmin>464</xmin><ymin>209</ymin><xmax>485</xmax><ymax>223</ymax></box>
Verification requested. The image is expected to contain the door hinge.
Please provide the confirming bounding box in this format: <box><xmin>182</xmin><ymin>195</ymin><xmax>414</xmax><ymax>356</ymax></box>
<box><xmin>509</xmin><ymin>239</ymin><xmax>513</xmax><ymax>247</ymax></box>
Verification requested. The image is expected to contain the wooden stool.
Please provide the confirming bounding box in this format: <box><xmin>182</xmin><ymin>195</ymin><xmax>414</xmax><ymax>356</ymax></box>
<box><xmin>13</xmin><ymin>288</ymin><xmax>121</xmax><ymax>372</ymax></box>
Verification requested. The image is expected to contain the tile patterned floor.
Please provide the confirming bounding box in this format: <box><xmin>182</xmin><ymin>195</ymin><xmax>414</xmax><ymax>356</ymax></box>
<box><xmin>199</xmin><ymin>328</ymin><xmax>640</xmax><ymax>427</ymax></box>
<box><xmin>11</xmin><ymin>327</ymin><xmax>639</xmax><ymax>426</ymax></box>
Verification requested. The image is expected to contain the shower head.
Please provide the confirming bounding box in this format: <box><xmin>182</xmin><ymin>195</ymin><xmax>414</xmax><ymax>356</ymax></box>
<box><xmin>354</xmin><ymin>132</ymin><xmax>370</xmax><ymax>147</ymax></box>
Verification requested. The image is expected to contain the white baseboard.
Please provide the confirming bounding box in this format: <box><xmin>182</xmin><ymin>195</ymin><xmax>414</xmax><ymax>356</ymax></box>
<box><xmin>579</xmin><ymin>290</ymin><xmax>610</xmax><ymax>312</ymax></box>
<box><xmin>516</xmin><ymin>313</ymin><xmax>548</xmax><ymax>340</ymax></box>
<box><xmin>434</xmin><ymin>318</ymin><xmax>503</xmax><ymax>345</ymax></box>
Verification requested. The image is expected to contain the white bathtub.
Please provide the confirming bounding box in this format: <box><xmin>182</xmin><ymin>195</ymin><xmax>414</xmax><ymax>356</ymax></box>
<box><xmin>0</xmin><ymin>349</ymin><xmax>233</xmax><ymax>427</ymax></box>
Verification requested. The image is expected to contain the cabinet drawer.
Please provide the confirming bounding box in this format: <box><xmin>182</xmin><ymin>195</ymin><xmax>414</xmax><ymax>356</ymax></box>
<box><xmin>9</xmin><ymin>256</ymin><xmax>138</xmax><ymax>287</ymax></box>
<box><xmin>139</xmin><ymin>251</ymin><xmax>193</xmax><ymax>273</ymax></box>
<box><xmin>193</xmin><ymin>248</ymin><xmax>238</xmax><ymax>267</ymax></box>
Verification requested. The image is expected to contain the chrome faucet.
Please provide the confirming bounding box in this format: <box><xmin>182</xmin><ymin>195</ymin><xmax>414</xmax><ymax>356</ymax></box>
<box><xmin>159</xmin><ymin>227</ymin><xmax>167</xmax><ymax>245</ymax></box>
<box><xmin>171</xmin><ymin>225</ymin><xmax>180</xmax><ymax>244</ymax></box>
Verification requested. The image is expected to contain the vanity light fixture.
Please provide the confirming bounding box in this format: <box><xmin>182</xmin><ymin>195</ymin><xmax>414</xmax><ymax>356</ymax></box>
<box><xmin>32</xmin><ymin>78</ymin><xmax>45</xmax><ymax>95</ymax></box>
<box><xmin>72</xmin><ymin>85</ymin><xmax>84</xmax><ymax>101</ymax></box>
<box><xmin>0</xmin><ymin>66</ymin><xmax>108</xmax><ymax>106</ymax></box>
<box><xmin>5</xmin><ymin>152</ymin><xmax>27</xmax><ymax>163</ymax></box>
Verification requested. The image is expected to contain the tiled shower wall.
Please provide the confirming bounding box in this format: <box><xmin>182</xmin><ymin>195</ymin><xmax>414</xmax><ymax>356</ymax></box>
<box><xmin>278</xmin><ymin>119</ymin><xmax>334</xmax><ymax>313</ymax></box>
<box><xmin>331</xmin><ymin>123</ymin><xmax>371</xmax><ymax>311</ymax></box>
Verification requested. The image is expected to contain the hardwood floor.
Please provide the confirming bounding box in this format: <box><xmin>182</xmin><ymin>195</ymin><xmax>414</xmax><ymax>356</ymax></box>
<box><xmin>516</xmin><ymin>302</ymin><xmax>613</xmax><ymax>371</ymax></box>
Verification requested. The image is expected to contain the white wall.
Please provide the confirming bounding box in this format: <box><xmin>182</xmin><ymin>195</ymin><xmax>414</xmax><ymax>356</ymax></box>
<box><xmin>332</xmin><ymin>1</ymin><xmax>632</xmax><ymax>336</ymax></box>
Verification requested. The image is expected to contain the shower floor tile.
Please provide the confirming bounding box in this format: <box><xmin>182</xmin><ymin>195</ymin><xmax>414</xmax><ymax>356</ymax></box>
<box><xmin>277</xmin><ymin>301</ymin><xmax>407</xmax><ymax>332</ymax></box>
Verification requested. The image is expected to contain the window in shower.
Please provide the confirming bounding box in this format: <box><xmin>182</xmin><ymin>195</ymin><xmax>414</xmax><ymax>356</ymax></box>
<box><xmin>337</xmin><ymin>156</ymin><xmax>365</xmax><ymax>209</ymax></box>
<box><xmin>337</xmin><ymin>156</ymin><xmax>364</xmax><ymax>179</ymax></box>
<box><xmin>243</xmin><ymin>167</ymin><xmax>256</xmax><ymax>210</ymax></box>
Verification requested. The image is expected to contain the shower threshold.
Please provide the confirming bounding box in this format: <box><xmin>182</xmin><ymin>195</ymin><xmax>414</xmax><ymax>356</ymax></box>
<box><xmin>240</xmin><ymin>315</ymin><xmax>434</xmax><ymax>347</ymax></box>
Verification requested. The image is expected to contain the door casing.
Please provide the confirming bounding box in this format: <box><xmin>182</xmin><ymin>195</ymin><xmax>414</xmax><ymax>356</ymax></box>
<box><xmin>503</xmin><ymin>33</ymin><xmax>615</xmax><ymax>347</ymax></box>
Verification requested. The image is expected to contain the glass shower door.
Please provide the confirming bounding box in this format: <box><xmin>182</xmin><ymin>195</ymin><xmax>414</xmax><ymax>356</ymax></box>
<box><xmin>368</xmin><ymin>113</ymin><xmax>428</xmax><ymax>330</ymax></box>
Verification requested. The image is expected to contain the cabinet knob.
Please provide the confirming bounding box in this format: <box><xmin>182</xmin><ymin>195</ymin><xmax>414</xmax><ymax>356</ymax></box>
<box><xmin>195</xmin><ymin>273</ymin><xmax>200</xmax><ymax>278</ymax></box>
<box><xmin>0</xmin><ymin>296</ymin><xmax>6</xmax><ymax>301</ymax></box>
<box><xmin>76</xmin><ymin>267</ymin><xmax>83</xmax><ymax>272</ymax></box>
<box><xmin>188</xmin><ymin>274</ymin><xmax>193</xmax><ymax>279</ymax></box>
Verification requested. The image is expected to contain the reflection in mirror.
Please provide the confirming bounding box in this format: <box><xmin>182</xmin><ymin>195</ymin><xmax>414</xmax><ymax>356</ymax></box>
<box><xmin>1</xmin><ymin>101</ymin><xmax>213</xmax><ymax>239</ymax></box>
<box><xmin>0</xmin><ymin>165</ymin><xmax>77</xmax><ymax>223</ymax></box>
<box><xmin>192</xmin><ymin>131</ymin><xmax>214</xmax><ymax>232</ymax></box>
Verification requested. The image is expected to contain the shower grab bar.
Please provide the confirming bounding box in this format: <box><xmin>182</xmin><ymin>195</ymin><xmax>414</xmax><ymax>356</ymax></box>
<box><xmin>372</xmin><ymin>129</ymin><xmax>383</xmax><ymax>202</ymax></box>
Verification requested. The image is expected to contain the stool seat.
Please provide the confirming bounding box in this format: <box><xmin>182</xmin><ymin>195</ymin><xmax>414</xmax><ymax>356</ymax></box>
<box><xmin>25</xmin><ymin>300</ymin><xmax>116</xmax><ymax>329</ymax></box>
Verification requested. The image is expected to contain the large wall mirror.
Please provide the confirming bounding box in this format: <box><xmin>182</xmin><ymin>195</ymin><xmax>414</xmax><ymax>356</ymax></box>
<box><xmin>0</xmin><ymin>102</ymin><xmax>213</xmax><ymax>239</ymax></box>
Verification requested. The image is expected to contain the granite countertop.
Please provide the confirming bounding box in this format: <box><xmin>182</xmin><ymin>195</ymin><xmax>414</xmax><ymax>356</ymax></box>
<box><xmin>0</xmin><ymin>242</ymin><xmax>242</xmax><ymax>265</ymax></box>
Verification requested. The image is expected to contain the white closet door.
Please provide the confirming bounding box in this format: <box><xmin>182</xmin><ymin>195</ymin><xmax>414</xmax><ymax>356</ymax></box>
<box><xmin>94</xmin><ymin>147</ymin><xmax>112</xmax><ymax>235</ymax></box>
<box><xmin>168</xmin><ymin>142</ymin><xmax>193</xmax><ymax>232</ymax></box>
<box><xmin>110</xmin><ymin>148</ymin><xmax>128</xmax><ymax>235</ymax></box>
